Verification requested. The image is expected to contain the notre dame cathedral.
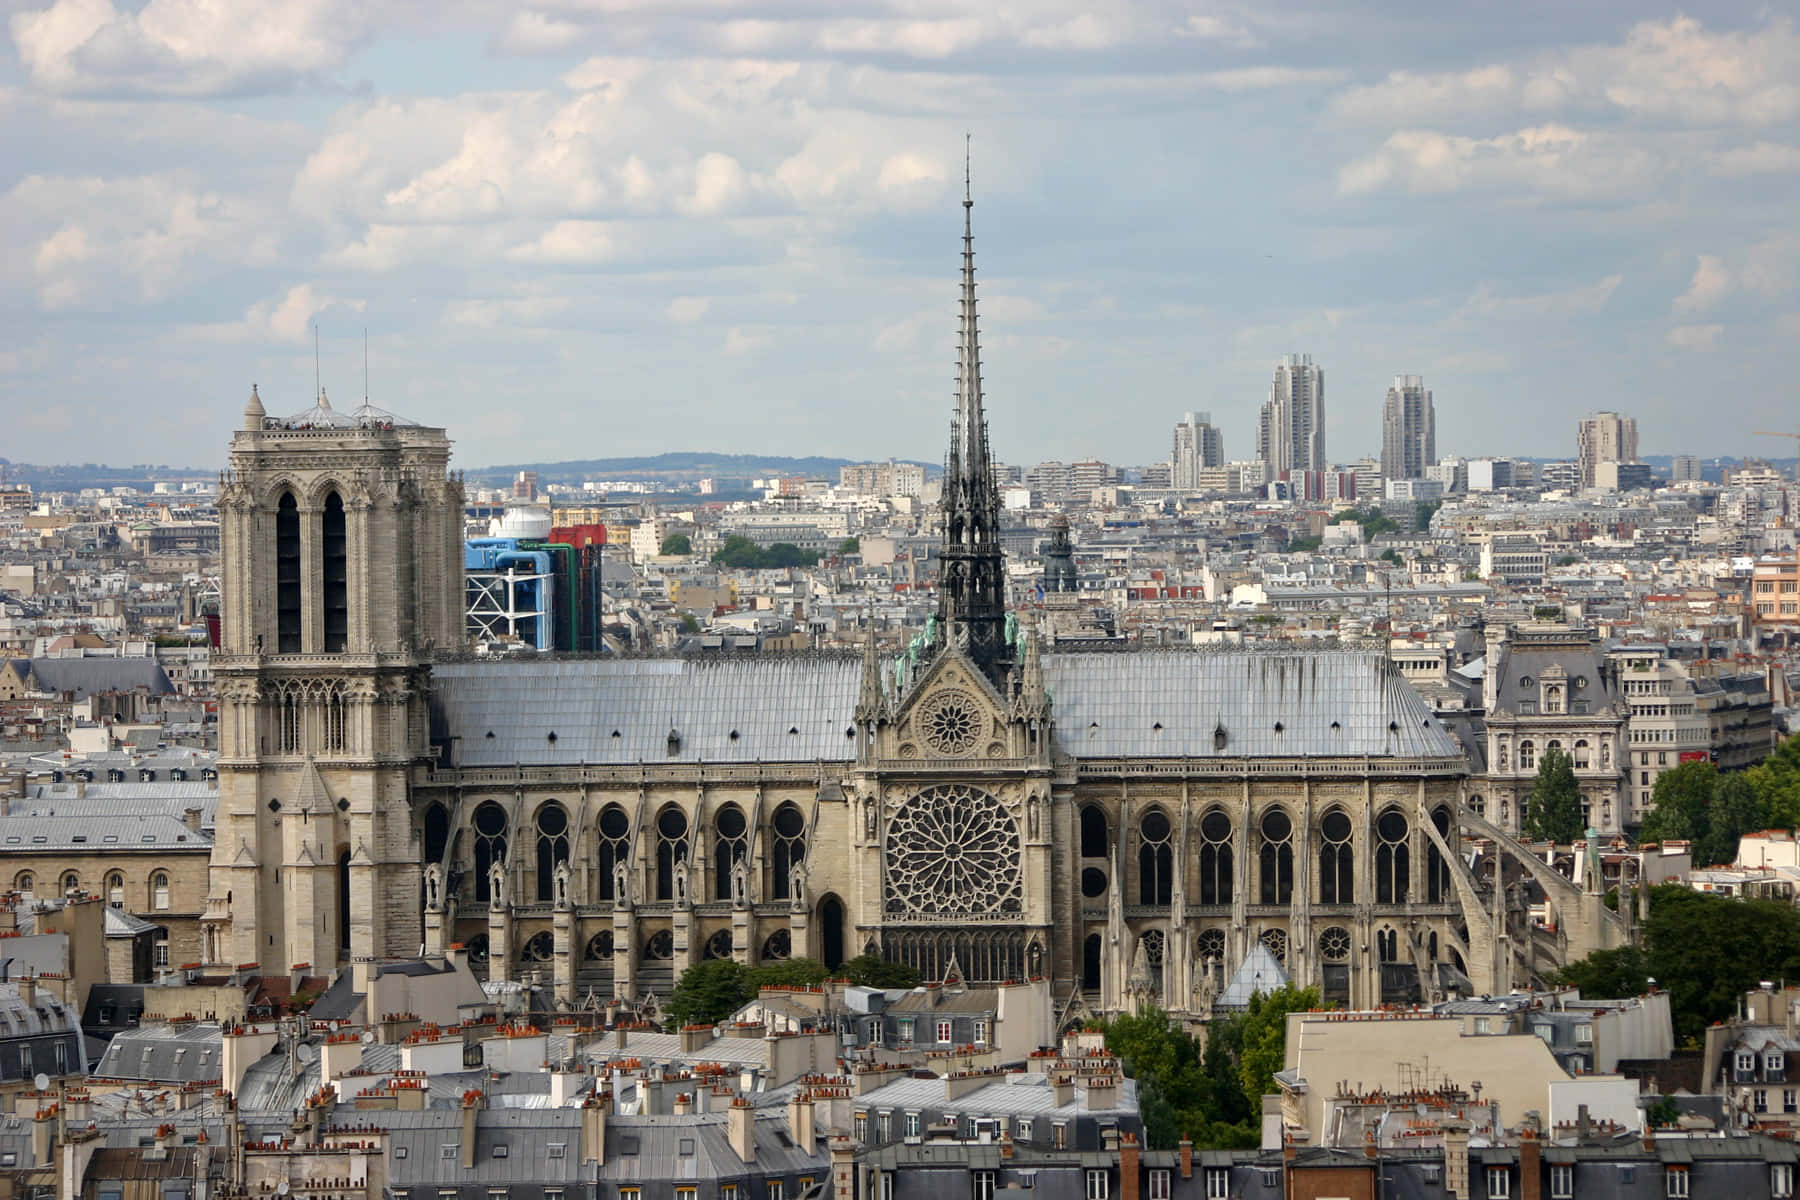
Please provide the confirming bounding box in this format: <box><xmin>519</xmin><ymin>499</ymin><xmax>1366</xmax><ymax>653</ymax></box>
<box><xmin>206</xmin><ymin>185</ymin><xmax>1626</xmax><ymax>1024</ymax></box>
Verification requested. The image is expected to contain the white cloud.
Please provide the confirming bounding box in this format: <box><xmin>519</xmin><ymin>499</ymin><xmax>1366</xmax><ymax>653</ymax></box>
<box><xmin>724</xmin><ymin>325</ymin><xmax>769</xmax><ymax>354</ymax></box>
<box><xmin>10</xmin><ymin>0</ymin><xmax>371</xmax><ymax>97</ymax></box>
<box><xmin>496</xmin><ymin>10</ymin><xmax>586</xmax><ymax>55</ymax></box>
<box><xmin>1667</xmin><ymin>324</ymin><xmax>1723</xmax><ymax>350</ymax></box>
<box><xmin>506</xmin><ymin>221</ymin><xmax>617</xmax><ymax>264</ymax></box>
<box><xmin>1712</xmin><ymin>142</ymin><xmax>1800</xmax><ymax>175</ymax></box>
<box><xmin>1449</xmin><ymin>274</ymin><xmax>1623</xmax><ymax>326</ymax></box>
<box><xmin>187</xmin><ymin>282</ymin><xmax>364</xmax><ymax>344</ymax></box>
<box><xmin>666</xmin><ymin>296</ymin><xmax>711</xmax><ymax>322</ymax></box>
<box><xmin>1674</xmin><ymin>255</ymin><xmax>1731</xmax><ymax>314</ymax></box>
<box><xmin>1330</xmin><ymin>16</ymin><xmax>1800</xmax><ymax>128</ymax></box>
<box><xmin>3</xmin><ymin>172</ymin><xmax>271</xmax><ymax>309</ymax></box>
<box><xmin>1337</xmin><ymin>124</ymin><xmax>1656</xmax><ymax>199</ymax></box>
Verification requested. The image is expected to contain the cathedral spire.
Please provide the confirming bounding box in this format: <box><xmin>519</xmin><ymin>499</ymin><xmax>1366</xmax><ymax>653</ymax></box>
<box><xmin>937</xmin><ymin>136</ymin><xmax>1011</xmax><ymax>688</ymax></box>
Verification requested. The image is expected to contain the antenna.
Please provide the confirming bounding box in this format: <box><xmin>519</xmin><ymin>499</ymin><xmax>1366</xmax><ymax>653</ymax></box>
<box><xmin>964</xmin><ymin>131</ymin><xmax>972</xmax><ymax>205</ymax></box>
<box><xmin>313</xmin><ymin>323</ymin><xmax>321</xmax><ymax>402</ymax></box>
<box><xmin>363</xmin><ymin>327</ymin><xmax>369</xmax><ymax>403</ymax></box>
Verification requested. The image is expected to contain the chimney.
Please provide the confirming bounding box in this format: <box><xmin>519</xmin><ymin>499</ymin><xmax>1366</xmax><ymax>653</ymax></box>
<box><xmin>680</xmin><ymin>1023</ymin><xmax>712</xmax><ymax>1053</ymax></box>
<box><xmin>1084</xmin><ymin>1073</ymin><xmax>1120</xmax><ymax>1111</ymax></box>
<box><xmin>787</xmin><ymin>1090</ymin><xmax>815</xmax><ymax>1150</ymax></box>
<box><xmin>1519</xmin><ymin>1128</ymin><xmax>1542</xmax><ymax>1200</ymax></box>
<box><xmin>1178</xmin><ymin>1137</ymin><xmax>1193</xmax><ymax>1180</ymax></box>
<box><xmin>1441</xmin><ymin>1118</ymin><xmax>1471</xmax><ymax>1200</ymax></box>
<box><xmin>460</xmin><ymin>1090</ymin><xmax>482</xmax><ymax>1170</ymax></box>
<box><xmin>351</xmin><ymin>956</ymin><xmax>375</xmax><ymax>994</ymax></box>
<box><xmin>728</xmin><ymin>1098</ymin><xmax>757</xmax><ymax>1163</ymax></box>
<box><xmin>581</xmin><ymin>1094</ymin><xmax>608</xmax><ymax>1165</ymax></box>
<box><xmin>183</xmin><ymin>807</ymin><xmax>202</xmax><ymax>833</ymax></box>
<box><xmin>446</xmin><ymin>943</ymin><xmax>468</xmax><ymax>974</ymax></box>
<box><xmin>674</xmin><ymin>1093</ymin><xmax>693</xmax><ymax>1116</ymax></box>
<box><xmin>614</xmin><ymin>1025</ymin><xmax>629</xmax><ymax>1051</ymax></box>
<box><xmin>1120</xmin><ymin>1133</ymin><xmax>1141</xmax><ymax>1200</ymax></box>
<box><xmin>30</xmin><ymin>1105</ymin><xmax>55</xmax><ymax>1167</ymax></box>
<box><xmin>1050</xmin><ymin>1074</ymin><xmax>1074</xmax><ymax>1107</ymax></box>
<box><xmin>17</xmin><ymin>975</ymin><xmax>35</xmax><ymax>1008</ymax></box>
<box><xmin>1365</xmin><ymin>1131</ymin><xmax>1379</xmax><ymax>1159</ymax></box>
<box><xmin>830</xmin><ymin>1134</ymin><xmax>857</xmax><ymax>1200</ymax></box>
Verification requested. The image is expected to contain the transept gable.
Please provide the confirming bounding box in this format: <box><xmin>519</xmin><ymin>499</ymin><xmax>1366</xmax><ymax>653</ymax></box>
<box><xmin>891</xmin><ymin>645</ymin><xmax>1014</xmax><ymax>763</ymax></box>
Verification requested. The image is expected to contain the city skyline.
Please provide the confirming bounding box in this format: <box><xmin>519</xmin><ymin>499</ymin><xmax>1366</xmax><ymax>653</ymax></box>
<box><xmin>3</xmin><ymin>1</ymin><xmax>1796</xmax><ymax>468</ymax></box>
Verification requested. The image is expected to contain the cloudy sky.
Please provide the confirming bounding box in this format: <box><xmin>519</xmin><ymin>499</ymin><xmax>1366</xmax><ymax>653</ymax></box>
<box><xmin>3</xmin><ymin>1</ymin><xmax>1796</xmax><ymax>471</ymax></box>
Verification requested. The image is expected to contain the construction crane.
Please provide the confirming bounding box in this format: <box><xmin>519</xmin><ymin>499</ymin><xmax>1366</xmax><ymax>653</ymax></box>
<box><xmin>1753</xmin><ymin>432</ymin><xmax>1800</xmax><ymax>480</ymax></box>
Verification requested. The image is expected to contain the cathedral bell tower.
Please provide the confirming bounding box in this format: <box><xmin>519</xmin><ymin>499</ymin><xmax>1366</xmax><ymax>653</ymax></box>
<box><xmin>207</xmin><ymin>387</ymin><xmax>463</xmax><ymax>972</ymax></box>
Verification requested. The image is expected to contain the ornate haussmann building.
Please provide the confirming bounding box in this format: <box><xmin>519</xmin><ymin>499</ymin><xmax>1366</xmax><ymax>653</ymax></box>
<box><xmin>205</xmin><ymin>187</ymin><xmax>1629</xmax><ymax>1026</ymax></box>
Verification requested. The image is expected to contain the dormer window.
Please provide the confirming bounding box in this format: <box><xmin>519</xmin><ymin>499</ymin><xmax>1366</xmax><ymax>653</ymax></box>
<box><xmin>1544</xmin><ymin>684</ymin><xmax>1563</xmax><ymax>714</ymax></box>
<box><xmin>1769</xmin><ymin>1052</ymin><xmax>1786</xmax><ymax>1077</ymax></box>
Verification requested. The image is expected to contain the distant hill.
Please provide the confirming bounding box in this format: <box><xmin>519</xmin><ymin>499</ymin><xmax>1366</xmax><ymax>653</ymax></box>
<box><xmin>466</xmin><ymin>451</ymin><xmax>938</xmax><ymax>486</ymax></box>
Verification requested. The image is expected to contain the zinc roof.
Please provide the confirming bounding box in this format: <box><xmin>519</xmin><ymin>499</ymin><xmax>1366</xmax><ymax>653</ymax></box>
<box><xmin>433</xmin><ymin>648</ymin><xmax>1464</xmax><ymax>766</ymax></box>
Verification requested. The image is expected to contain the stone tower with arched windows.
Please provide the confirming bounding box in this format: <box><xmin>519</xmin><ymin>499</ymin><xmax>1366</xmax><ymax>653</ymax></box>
<box><xmin>206</xmin><ymin>387</ymin><xmax>463</xmax><ymax>972</ymax></box>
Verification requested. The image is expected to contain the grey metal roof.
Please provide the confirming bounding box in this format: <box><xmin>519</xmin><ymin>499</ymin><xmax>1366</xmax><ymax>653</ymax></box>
<box><xmin>0</xmin><ymin>813</ymin><xmax>210</xmax><ymax>853</ymax></box>
<box><xmin>434</xmin><ymin>648</ymin><xmax>1464</xmax><ymax>766</ymax></box>
<box><xmin>1041</xmin><ymin>649</ymin><xmax>1465</xmax><ymax>759</ymax></box>
<box><xmin>91</xmin><ymin>1023</ymin><xmax>221</xmax><ymax>1084</ymax></box>
<box><xmin>433</xmin><ymin>657</ymin><xmax>863</xmax><ymax>765</ymax></box>
<box><xmin>856</xmin><ymin>1071</ymin><xmax>1139</xmax><ymax>1118</ymax></box>
<box><xmin>9</xmin><ymin>657</ymin><xmax>173</xmax><ymax>699</ymax></box>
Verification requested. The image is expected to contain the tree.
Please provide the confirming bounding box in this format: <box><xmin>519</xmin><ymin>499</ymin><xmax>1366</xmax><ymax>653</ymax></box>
<box><xmin>1551</xmin><ymin>944</ymin><xmax>1651</xmax><ymax>998</ymax></box>
<box><xmin>747</xmin><ymin>957</ymin><xmax>830</xmax><ymax>990</ymax></box>
<box><xmin>665</xmin><ymin>959</ymin><xmax>751</xmax><ymax>1027</ymax></box>
<box><xmin>1229</xmin><ymin>983</ymin><xmax>1322</xmax><ymax>1104</ymax></box>
<box><xmin>1558</xmin><ymin>886</ymin><xmax>1800</xmax><ymax>1041</ymax></box>
<box><xmin>676</xmin><ymin>611</ymin><xmax>700</xmax><ymax>634</ymax></box>
<box><xmin>660</xmin><ymin>533</ymin><xmax>692</xmax><ymax>556</ymax></box>
<box><xmin>1700</xmin><ymin>772</ymin><xmax>1768</xmax><ymax>869</ymax></box>
<box><xmin>838</xmin><ymin>537</ymin><xmax>860</xmax><ymax>555</ymax></box>
<box><xmin>711</xmin><ymin>536</ymin><xmax>821</xmax><ymax>570</ymax></box>
<box><xmin>1638</xmin><ymin>761</ymin><xmax>1715</xmax><ymax>846</ymax></box>
<box><xmin>1523</xmin><ymin>747</ymin><xmax>1584</xmax><ymax>844</ymax></box>
<box><xmin>835</xmin><ymin>954</ymin><xmax>921</xmax><ymax>988</ymax></box>
<box><xmin>1750</xmin><ymin>733</ymin><xmax>1800</xmax><ymax>828</ymax></box>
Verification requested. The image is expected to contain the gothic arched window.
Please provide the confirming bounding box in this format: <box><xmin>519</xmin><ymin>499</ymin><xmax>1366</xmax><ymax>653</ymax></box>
<box><xmin>534</xmin><ymin>802</ymin><xmax>570</xmax><ymax>902</ymax></box>
<box><xmin>1318</xmin><ymin>809</ymin><xmax>1353</xmax><ymax>903</ymax></box>
<box><xmin>1199</xmin><ymin>809</ymin><xmax>1233</xmax><ymax>905</ymax></box>
<box><xmin>715</xmin><ymin>806</ymin><xmax>747</xmax><ymax>900</ymax></box>
<box><xmin>1375</xmin><ymin>809</ymin><xmax>1410</xmax><ymax>904</ymax></box>
<box><xmin>1377</xmin><ymin>927</ymin><xmax>1399</xmax><ymax>963</ymax></box>
<box><xmin>275</xmin><ymin>491</ymin><xmax>301</xmax><ymax>653</ymax></box>
<box><xmin>1258</xmin><ymin>808</ymin><xmax>1293</xmax><ymax>906</ymax></box>
<box><xmin>422</xmin><ymin>802</ymin><xmax>450</xmax><ymax>866</ymax></box>
<box><xmin>472</xmin><ymin>802</ymin><xmax>507</xmax><ymax>903</ymax></box>
<box><xmin>596</xmin><ymin>804</ymin><xmax>629</xmax><ymax>900</ymax></box>
<box><xmin>1428</xmin><ymin>806</ymin><xmax>1452</xmax><ymax>902</ymax></box>
<box><xmin>1079</xmin><ymin>806</ymin><xmax>1108</xmax><ymax>858</ymax></box>
<box><xmin>322</xmin><ymin>490</ymin><xmax>347</xmax><ymax>653</ymax></box>
<box><xmin>1137</xmin><ymin>808</ymin><xmax>1173</xmax><ymax>905</ymax></box>
<box><xmin>656</xmin><ymin>806</ymin><xmax>688</xmax><ymax>901</ymax></box>
<box><xmin>1082</xmin><ymin>933</ymin><xmax>1102</xmax><ymax>992</ymax></box>
<box><xmin>770</xmin><ymin>803</ymin><xmax>806</xmax><ymax>899</ymax></box>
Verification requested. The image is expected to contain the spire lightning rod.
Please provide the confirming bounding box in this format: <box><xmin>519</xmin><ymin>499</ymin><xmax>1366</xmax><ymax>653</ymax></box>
<box><xmin>363</xmin><ymin>327</ymin><xmax>369</xmax><ymax>403</ymax></box>
<box><xmin>314</xmin><ymin>323</ymin><xmax>321</xmax><ymax>401</ymax></box>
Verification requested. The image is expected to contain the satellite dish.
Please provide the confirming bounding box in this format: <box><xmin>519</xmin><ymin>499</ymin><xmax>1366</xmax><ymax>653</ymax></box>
<box><xmin>32</xmin><ymin>1073</ymin><xmax>49</xmax><ymax>1092</ymax></box>
<box><xmin>361</xmin><ymin>1031</ymin><xmax>375</xmax><ymax>1045</ymax></box>
<box><xmin>296</xmin><ymin>1043</ymin><xmax>319</xmax><ymax>1064</ymax></box>
<box><xmin>277</xmin><ymin>1183</ymin><xmax>290</xmax><ymax>1196</ymax></box>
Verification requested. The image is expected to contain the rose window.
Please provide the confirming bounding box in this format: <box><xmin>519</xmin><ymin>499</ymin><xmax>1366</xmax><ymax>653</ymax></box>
<box><xmin>1259</xmin><ymin>928</ymin><xmax>1288</xmax><ymax>965</ymax></box>
<box><xmin>1196</xmin><ymin>929</ymin><xmax>1226</xmax><ymax>961</ymax></box>
<box><xmin>1318</xmin><ymin>926</ymin><xmax>1351</xmax><ymax>962</ymax></box>
<box><xmin>918</xmin><ymin>691</ymin><xmax>985</xmax><ymax>757</ymax></box>
<box><xmin>885</xmin><ymin>784</ymin><xmax>1022</xmax><ymax>915</ymax></box>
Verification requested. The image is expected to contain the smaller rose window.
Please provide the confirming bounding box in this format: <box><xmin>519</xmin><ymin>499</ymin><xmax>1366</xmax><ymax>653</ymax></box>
<box><xmin>919</xmin><ymin>690</ymin><xmax>984</xmax><ymax>757</ymax></box>
<box><xmin>1318</xmin><ymin>926</ymin><xmax>1351</xmax><ymax>962</ymax></box>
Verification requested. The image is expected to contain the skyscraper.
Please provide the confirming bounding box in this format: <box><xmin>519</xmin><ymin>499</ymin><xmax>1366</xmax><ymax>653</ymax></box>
<box><xmin>1257</xmin><ymin>354</ymin><xmax>1325</xmax><ymax>476</ymax></box>
<box><xmin>1170</xmin><ymin>411</ymin><xmax>1224</xmax><ymax>491</ymax></box>
<box><xmin>1380</xmin><ymin>375</ymin><xmax>1435</xmax><ymax>482</ymax></box>
<box><xmin>1577</xmin><ymin>411</ymin><xmax>1639</xmax><ymax>490</ymax></box>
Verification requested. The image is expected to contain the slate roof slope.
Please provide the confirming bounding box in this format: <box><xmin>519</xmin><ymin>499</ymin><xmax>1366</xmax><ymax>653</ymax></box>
<box><xmin>91</xmin><ymin>1023</ymin><xmax>221</xmax><ymax>1084</ymax></box>
<box><xmin>11</xmin><ymin>657</ymin><xmax>173</xmax><ymax>699</ymax></box>
<box><xmin>1042</xmin><ymin>649</ymin><xmax>1463</xmax><ymax>759</ymax></box>
<box><xmin>0</xmin><ymin>813</ymin><xmax>209</xmax><ymax>853</ymax></box>
<box><xmin>433</xmin><ymin>647</ymin><xmax>1463</xmax><ymax>766</ymax></box>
